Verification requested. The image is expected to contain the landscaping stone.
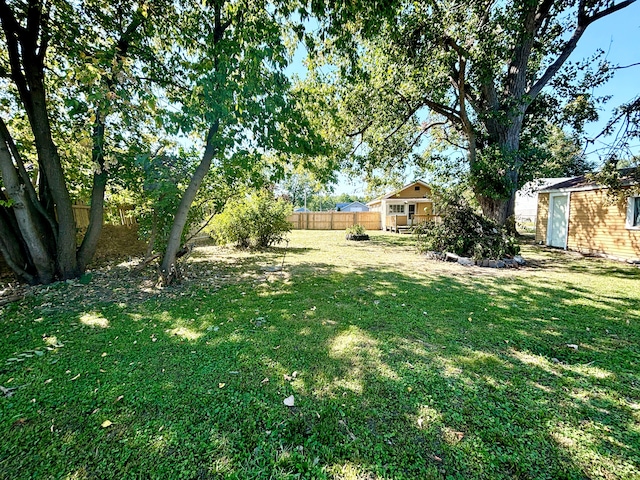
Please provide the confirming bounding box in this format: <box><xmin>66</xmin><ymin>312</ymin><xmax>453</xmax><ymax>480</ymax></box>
<box><xmin>445</xmin><ymin>252</ymin><xmax>459</xmax><ymax>262</ymax></box>
<box><xmin>425</xmin><ymin>251</ymin><xmax>526</xmax><ymax>269</ymax></box>
<box><xmin>345</xmin><ymin>234</ymin><xmax>370</xmax><ymax>241</ymax></box>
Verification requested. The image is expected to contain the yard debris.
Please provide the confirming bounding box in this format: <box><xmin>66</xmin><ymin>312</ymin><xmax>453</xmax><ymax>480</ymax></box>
<box><xmin>283</xmin><ymin>395</ymin><xmax>295</xmax><ymax>407</ymax></box>
<box><xmin>426</xmin><ymin>251</ymin><xmax>525</xmax><ymax>268</ymax></box>
<box><xmin>338</xmin><ymin>419</ymin><xmax>357</xmax><ymax>440</ymax></box>
<box><xmin>0</xmin><ymin>294</ymin><xmax>24</xmax><ymax>307</ymax></box>
<box><xmin>101</xmin><ymin>420</ymin><xmax>113</xmax><ymax>428</ymax></box>
<box><xmin>567</xmin><ymin>344</ymin><xmax>579</xmax><ymax>350</ymax></box>
<box><xmin>1</xmin><ymin>385</ymin><xmax>18</xmax><ymax>397</ymax></box>
<box><xmin>261</xmin><ymin>377</ymin><xmax>269</xmax><ymax>384</ymax></box>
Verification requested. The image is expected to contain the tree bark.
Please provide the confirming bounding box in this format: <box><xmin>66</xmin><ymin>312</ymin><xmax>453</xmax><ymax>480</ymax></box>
<box><xmin>159</xmin><ymin>122</ymin><xmax>219</xmax><ymax>285</ymax></box>
<box><xmin>1</xmin><ymin>0</ymin><xmax>79</xmax><ymax>280</ymax></box>
<box><xmin>77</xmin><ymin>117</ymin><xmax>107</xmax><ymax>271</ymax></box>
<box><xmin>29</xmin><ymin>87</ymin><xmax>79</xmax><ymax>280</ymax></box>
<box><xmin>0</xmin><ymin>127</ymin><xmax>55</xmax><ymax>283</ymax></box>
<box><xmin>0</xmin><ymin>208</ymin><xmax>36</xmax><ymax>284</ymax></box>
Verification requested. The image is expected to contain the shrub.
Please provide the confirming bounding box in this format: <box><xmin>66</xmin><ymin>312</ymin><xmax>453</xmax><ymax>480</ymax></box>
<box><xmin>414</xmin><ymin>198</ymin><xmax>520</xmax><ymax>260</ymax></box>
<box><xmin>209</xmin><ymin>191</ymin><xmax>292</xmax><ymax>248</ymax></box>
<box><xmin>346</xmin><ymin>224</ymin><xmax>366</xmax><ymax>235</ymax></box>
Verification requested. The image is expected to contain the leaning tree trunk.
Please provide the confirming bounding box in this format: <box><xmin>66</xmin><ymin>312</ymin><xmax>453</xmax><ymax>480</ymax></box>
<box><xmin>77</xmin><ymin>117</ymin><xmax>107</xmax><ymax>272</ymax></box>
<box><xmin>159</xmin><ymin>123</ymin><xmax>219</xmax><ymax>285</ymax></box>
<box><xmin>0</xmin><ymin>126</ymin><xmax>56</xmax><ymax>283</ymax></box>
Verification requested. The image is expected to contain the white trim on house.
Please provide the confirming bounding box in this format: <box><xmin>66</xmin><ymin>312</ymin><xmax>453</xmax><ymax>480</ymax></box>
<box><xmin>626</xmin><ymin>196</ymin><xmax>640</xmax><ymax>230</ymax></box>
<box><xmin>547</xmin><ymin>192</ymin><xmax>571</xmax><ymax>249</ymax></box>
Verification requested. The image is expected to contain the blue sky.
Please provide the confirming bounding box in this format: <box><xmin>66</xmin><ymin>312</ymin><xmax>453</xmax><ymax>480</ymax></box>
<box><xmin>569</xmin><ymin>1</ymin><xmax>640</xmax><ymax>160</ymax></box>
<box><xmin>295</xmin><ymin>4</ymin><xmax>640</xmax><ymax>196</ymax></box>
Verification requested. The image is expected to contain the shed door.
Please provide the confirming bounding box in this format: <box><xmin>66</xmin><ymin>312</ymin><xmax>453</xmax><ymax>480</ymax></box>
<box><xmin>548</xmin><ymin>194</ymin><xmax>569</xmax><ymax>248</ymax></box>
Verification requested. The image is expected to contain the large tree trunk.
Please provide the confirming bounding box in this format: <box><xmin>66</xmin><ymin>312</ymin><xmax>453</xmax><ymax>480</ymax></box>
<box><xmin>29</xmin><ymin>88</ymin><xmax>80</xmax><ymax>280</ymax></box>
<box><xmin>1</xmin><ymin>1</ymin><xmax>79</xmax><ymax>282</ymax></box>
<box><xmin>472</xmin><ymin>115</ymin><xmax>522</xmax><ymax>229</ymax></box>
<box><xmin>0</xmin><ymin>127</ymin><xmax>55</xmax><ymax>283</ymax></box>
<box><xmin>159</xmin><ymin>123</ymin><xmax>219</xmax><ymax>285</ymax></box>
<box><xmin>77</xmin><ymin>118</ymin><xmax>107</xmax><ymax>272</ymax></box>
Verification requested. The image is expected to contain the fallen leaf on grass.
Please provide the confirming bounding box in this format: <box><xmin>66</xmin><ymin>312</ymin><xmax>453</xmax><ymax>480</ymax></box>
<box><xmin>218</xmin><ymin>383</ymin><xmax>226</xmax><ymax>389</ymax></box>
<box><xmin>567</xmin><ymin>344</ymin><xmax>579</xmax><ymax>350</ymax></box>
<box><xmin>115</xmin><ymin>395</ymin><xmax>124</xmax><ymax>402</ymax></box>
<box><xmin>101</xmin><ymin>420</ymin><xmax>112</xmax><ymax>428</ymax></box>
<box><xmin>283</xmin><ymin>395</ymin><xmax>295</xmax><ymax>407</ymax></box>
<box><xmin>70</xmin><ymin>374</ymin><xmax>81</xmax><ymax>381</ymax></box>
<box><xmin>261</xmin><ymin>377</ymin><xmax>269</xmax><ymax>384</ymax></box>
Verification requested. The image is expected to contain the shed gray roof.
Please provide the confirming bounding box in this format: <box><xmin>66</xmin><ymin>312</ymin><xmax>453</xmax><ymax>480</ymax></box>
<box><xmin>541</xmin><ymin>167</ymin><xmax>639</xmax><ymax>192</ymax></box>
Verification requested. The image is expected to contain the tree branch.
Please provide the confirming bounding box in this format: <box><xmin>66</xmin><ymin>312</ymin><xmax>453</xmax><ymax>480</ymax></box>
<box><xmin>408</xmin><ymin>121</ymin><xmax>447</xmax><ymax>151</ymax></box>
<box><xmin>611</xmin><ymin>61</ymin><xmax>640</xmax><ymax>70</ymax></box>
<box><xmin>529</xmin><ymin>0</ymin><xmax>636</xmax><ymax>102</ymax></box>
<box><xmin>422</xmin><ymin>98</ymin><xmax>462</xmax><ymax>126</ymax></box>
<box><xmin>346</xmin><ymin>119</ymin><xmax>374</xmax><ymax>138</ymax></box>
<box><xmin>381</xmin><ymin>102</ymin><xmax>424</xmax><ymax>144</ymax></box>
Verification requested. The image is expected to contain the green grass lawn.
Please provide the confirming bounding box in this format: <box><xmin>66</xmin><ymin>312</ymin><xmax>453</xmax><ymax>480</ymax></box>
<box><xmin>1</xmin><ymin>230</ymin><xmax>639</xmax><ymax>479</ymax></box>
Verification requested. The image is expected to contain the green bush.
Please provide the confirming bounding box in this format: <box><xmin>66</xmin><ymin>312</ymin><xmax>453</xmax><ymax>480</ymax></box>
<box><xmin>345</xmin><ymin>224</ymin><xmax>366</xmax><ymax>235</ymax></box>
<box><xmin>414</xmin><ymin>198</ymin><xmax>520</xmax><ymax>260</ymax></box>
<box><xmin>209</xmin><ymin>191</ymin><xmax>292</xmax><ymax>248</ymax></box>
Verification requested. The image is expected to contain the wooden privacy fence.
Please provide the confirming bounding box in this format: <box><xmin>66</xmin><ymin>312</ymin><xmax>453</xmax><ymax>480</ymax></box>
<box><xmin>288</xmin><ymin>211</ymin><xmax>380</xmax><ymax>230</ymax></box>
<box><xmin>72</xmin><ymin>204</ymin><xmax>136</xmax><ymax>229</ymax></box>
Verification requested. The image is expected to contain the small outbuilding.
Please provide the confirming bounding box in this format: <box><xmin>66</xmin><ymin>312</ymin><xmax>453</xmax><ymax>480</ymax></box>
<box><xmin>515</xmin><ymin>178</ymin><xmax>571</xmax><ymax>224</ymax></box>
<box><xmin>367</xmin><ymin>180</ymin><xmax>435</xmax><ymax>232</ymax></box>
<box><xmin>536</xmin><ymin>168</ymin><xmax>640</xmax><ymax>262</ymax></box>
<box><xmin>335</xmin><ymin>201</ymin><xmax>369</xmax><ymax>212</ymax></box>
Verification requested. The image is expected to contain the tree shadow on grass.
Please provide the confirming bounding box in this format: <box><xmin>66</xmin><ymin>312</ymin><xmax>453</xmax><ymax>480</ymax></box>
<box><xmin>1</xmin><ymin>259</ymin><xmax>639</xmax><ymax>479</ymax></box>
<box><xmin>525</xmin><ymin>246</ymin><xmax>640</xmax><ymax>279</ymax></box>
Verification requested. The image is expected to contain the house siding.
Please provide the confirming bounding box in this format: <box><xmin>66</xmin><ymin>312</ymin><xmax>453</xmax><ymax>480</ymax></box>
<box><xmin>536</xmin><ymin>193</ymin><xmax>549</xmax><ymax>243</ymax></box>
<box><xmin>390</xmin><ymin>184</ymin><xmax>432</xmax><ymax>199</ymax></box>
<box><xmin>414</xmin><ymin>201</ymin><xmax>433</xmax><ymax>216</ymax></box>
<box><xmin>567</xmin><ymin>190</ymin><xmax>640</xmax><ymax>260</ymax></box>
<box><xmin>536</xmin><ymin>188</ymin><xmax>640</xmax><ymax>261</ymax></box>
